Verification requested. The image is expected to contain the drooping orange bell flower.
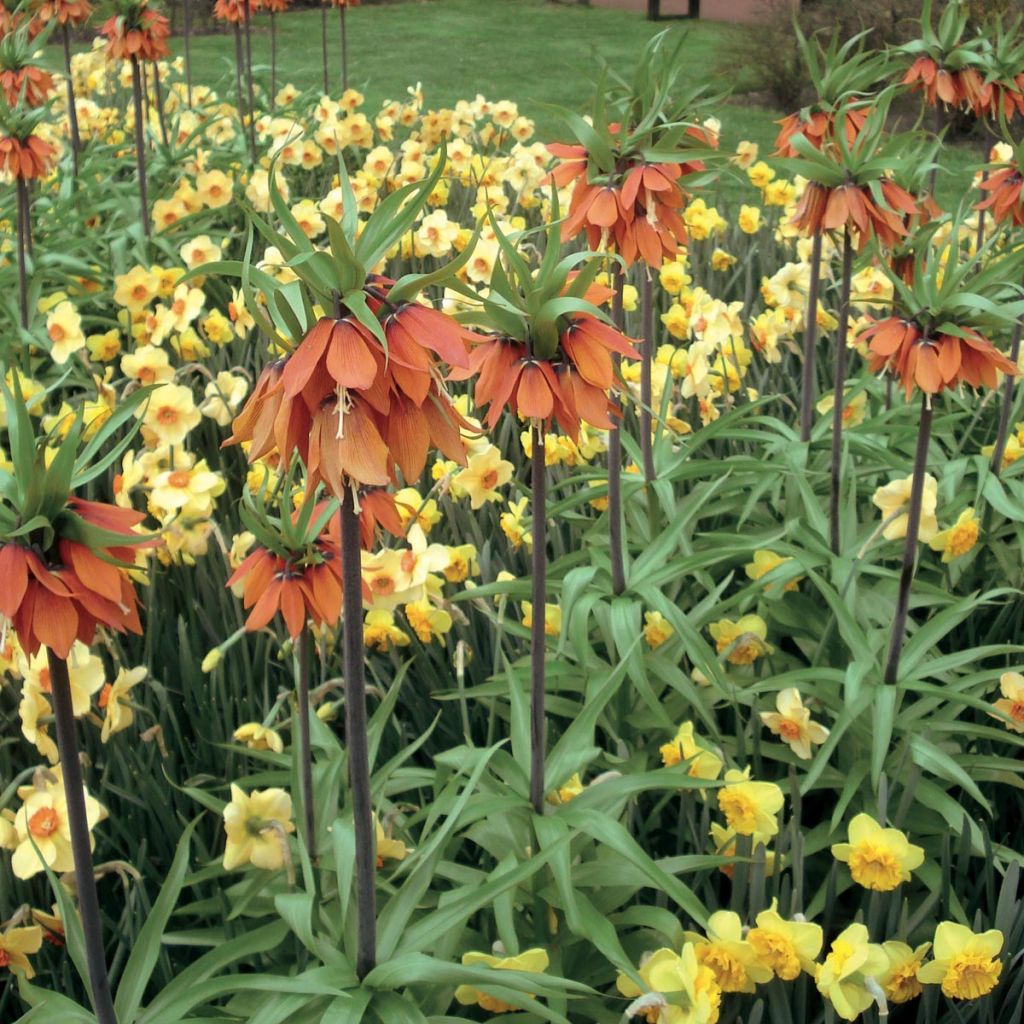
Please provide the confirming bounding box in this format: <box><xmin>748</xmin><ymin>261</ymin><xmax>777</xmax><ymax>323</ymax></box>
<box><xmin>100</xmin><ymin>5</ymin><xmax>170</xmax><ymax>61</ymax></box>
<box><xmin>547</xmin><ymin>123</ymin><xmax>711</xmax><ymax>268</ymax></box>
<box><xmin>791</xmin><ymin>180</ymin><xmax>918</xmax><ymax>250</ymax></box>
<box><xmin>0</xmin><ymin>499</ymin><xmax>148</xmax><ymax>659</ymax></box>
<box><xmin>864</xmin><ymin>317</ymin><xmax>1018</xmax><ymax>399</ymax></box>
<box><xmin>212</xmin><ymin>0</ymin><xmax>259</xmax><ymax>23</ymax></box>
<box><xmin>774</xmin><ymin>107</ymin><xmax>867</xmax><ymax>159</ymax></box>
<box><xmin>0</xmin><ymin>132</ymin><xmax>56</xmax><ymax>180</ymax></box>
<box><xmin>458</xmin><ymin>314</ymin><xmax>640</xmax><ymax>438</ymax></box>
<box><xmin>975</xmin><ymin>164</ymin><xmax>1024</xmax><ymax>227</ymax></box>
<box><xmin>226</xmin><ymin>279</ymin><xmax>477</xmax><ymax>495</ymax></box>
<box><xmin>32</xmin><ymin>0</ymin><xmax>93</xmax><ymax>25</ymax></box>
<box><xmin>903</xmin><ymin>56</ymin><xmax>968</xmax><ymax>108</ymax></box>
<box><xmin>0</xmin><ymin>64</ymin><xmax>54</xmax><ymax>107</ymax></box>
<box><xmin>228</xmin><ymin>512</ymin><xmax>342</xmax><ymax>638</ymax></box>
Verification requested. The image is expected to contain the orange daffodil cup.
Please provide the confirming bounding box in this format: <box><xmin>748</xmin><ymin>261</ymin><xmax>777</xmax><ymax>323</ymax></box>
<box><xmin>0</xmin><ymin>377</ymin><xmax>156</xmax><ymax>1024</ymax></box>
<box><xmin>545</xmin><ymin>32</ymin><xmax>719</xmax><ymax>589</ymax></box>
<box><xmin>446</xmin><ymin>205</ymin><xmax>640</xmax><ymax>813</ymax></box>
<box><xmin>215</xmin><ymin>152</ymin><xmax>480</xmax><ymax>980</ymax></box>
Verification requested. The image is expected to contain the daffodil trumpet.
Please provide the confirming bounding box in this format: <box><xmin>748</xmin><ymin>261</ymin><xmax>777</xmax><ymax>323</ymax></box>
<box><xmin>45</xmin><ymin>650</ymin><xmax>117</xmax><ymax>1024</ymax></box>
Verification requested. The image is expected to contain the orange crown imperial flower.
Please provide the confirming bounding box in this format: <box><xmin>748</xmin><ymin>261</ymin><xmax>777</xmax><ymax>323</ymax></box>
<box><xmin>975</xmin><ymin>163</ymin><xmax>1024</xmax><ymax>227</ymax></box>
<box><xmin>0</xmin><ymin>131</ymin><xmax>55</xmax><ymax>180</ymax></box>
<box><xmin>0</xmin><ymin>64</ymin><xmax>54</xmax><ymax>107</ymax></box>
<box><xmin>100</xmin><ymin>2</ymin><xmax>170</xmax><ymax>62</ymax></box>
<box><xmin>226</xmin><ymin>277</ymin><xmax>478</xmax><ymax>493</ymax></box>
<box><xmin>863</xmin><ymin>317</ymin><xmax>1019</xmax><ymax>400</ymax></box>
<box><xmin>212</xmin><ymin>0</ymin><xmax>259</xmax><ymax>24</ymax></box>
<box><xmin>792</xmin><ymin>179</ymin><xmax>918</xmax><ymax>249</ymax></box>
<box><xmin>32</xmin><ymin>0</ymin><xmax>95</xmax><ymax>26</ymax></box>
<box><xmin>0</xmin><ymin>376</ymin><xmax>156</xmax><ymax>658</ymax></box>
<box><xmin>774</xmin><ymin>107</ymin><xmax>867</xmax><ymax>160</ymax></box>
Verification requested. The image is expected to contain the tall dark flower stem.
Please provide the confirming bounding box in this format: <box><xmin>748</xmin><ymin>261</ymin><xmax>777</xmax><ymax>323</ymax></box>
<box><xmin>296</xmin><ymin>626</ymin><xmax>317</xmax><ymax>860</ymax></box>
<box><xmin>232</xmin><ymin>24</ymin><xmax>248</xmax><ymax>153</ymax></box>
<box><xmin>639</xmin><ymin>269</ymin><xmax>656</xmax><ymax>483</ymax></box>
<box><xmin>242</xmin><ymin>2</ymin><xmax>258</xmax><ymax>162</ymax></box>
<box><xmin>607</xmin><ymin>264</ymin><xmax>627</xmax><ymax>595</ymax></box>
<box><xmin>989</xmin><ymin>316</ymin><xmax>1023</xmax><ymax>477</ymax></box>
<box><xmin>46</xmin><ymin>649</ymin><xmax>117</xmax><ymax>1024</ymax></box>
<box><xmin>339</xmin><ymin>4</ymin><xmax>349</xmax><ymax>91</ymax></box>
<box><xmin>928</xmin><ymin>103</ymin><xmax>942</xmax><ymax>198</ymax></box>
<box><xmin>339</xmin><ymin>486</ymin><xmax>377</xmax><ymax>979</ymax></box>
<box><xmin>883</xmin><ymin>393</ymin><xmax>933</xmax><ymax>684</ymax></box>
<box><xmin>129</xmin><ymin>57</ymin><xmax>151</xmax><ymax>238</ymax></box>
<box><xmin>320</xmin><ymin>3</ymin><xmax>329</xmax><ymax>94</ymax></box>
<box><xmin>529</xmin><ymin>422</ymin><xmax>548</xmax><ymax>814</ymax></box>
<box><xmin>270</xmin><ymin>9</ymin><xmax>278</xmax><ymax>103</ymax></box>
<box><xmin>151</xmin><ymin>63</ymin><xmax>169</xmax><ymax>148</ymax></box>
<box><xmin>798</xmin><ymin>229</ymin><xmax>823</xmax><ymax>442</ymax></box>
<box><xmin>60</xmin><ymin>24</ymin><xmax>81</xmax><ymax>178</ymax></box>
<box><xmin>183</xmin><ymin>0</ymin><xmax>194</xmax><ymax>107</ymax></box>
<box><xmin>15</xmin><ymin>176</ymin><xmax>29</xmax><ymax>331</ymax></box>
<box><xmin>829</xmin><ymin>228</ymin><xmax>854</xmax><ymax>555</ymax></box>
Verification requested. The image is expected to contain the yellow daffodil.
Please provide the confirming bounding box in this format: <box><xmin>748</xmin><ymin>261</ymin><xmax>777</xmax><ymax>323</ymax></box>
<box><xmin>738</xmin><ymin>204</ymin><xmax>761</xmax><ymax>234</ymax></box>
<box><xmin>816</xmin><ymin>391</ymin><xmax>867</xmax><ymax>429</ymax></box>
<box><xmin>709</xmin><ymin>823</ymin><xmax>775</xmax><ymax>878</ymax></box>
<box><xmin>548</xmin><ymin>773</ymin><xmax>584</xmax><ymax>806</ymax></box>
<box><xmin>759</xmin><ymin>688</ymin><xmax>829</xmax><ymax>760</ymax></box>
<box><xmin>929</xmin><ymin>508</ymin><xmax>979</xmax><ymax>562</ymax></box>
<box><xmin>616</xmin><ymin>944</ymin><xmax>722</xmax><ymax>1024</ymax></box>
<box><xmin>831</xmin><ymin>813</ymin><xmax>924</xmax><ymax>892</ymax></box>
<box><xmin>717</xmin><ymin>768</ymin><xmax>784</xmax><ymax>837</ymax></box>
<box><xmin>454</xmin><ymin>948</ymin><xmax>550</xmax><ymax>1013</ymax></box>
<box><xmin>815</xmin><ymin>923</ymin><xmax>889</xmax><ymax>1021</ymax></box>
<box><xmin>140</xmin><ymin>383</ymin><xmax>201</xmax><ymax>448</ymax></box>
<box><xmin>99</xmin><ymin>666</ymin><xmax>147</xmax><ymax>742</ymax></box>
<box><xmin>990</xmin><ymin>671</ymin><xmax>1024</xmax><ymax>733</ymax></box>
<box><xmin>233</xmin><ymin>723</ymin><xmax>285</xmax><ymax>753</ymax></box>
<box><xmin>222</xmin><ymin>785</ymin><xmax>295</xmax><ymax>871</ymax></box>
<box><xmin>453</xmin><ymin>446</ymin><xmax>514</xmax><ymax>509</ymax></box>
<box><xmin>660</xmin><ymin>722</ymin><xmax>723</xmax><ymax>781</ymax></box>
<box><xmin>0</xmin><ymin>926</ymin><xmax>43</xmax><ymax>979</ymax></box>
<box><xmin>46</xmin><ymin>300</ymin><xmax>87</xmax><ymax>365</ymax></box>
<box><xmin>743</xmin><ymin>550</ymin><xmax>799</xmax><ymax>593</ymax></box>
<box><xmin>12</xmin><ymin>783</ymin><xmax>105</xmax><ymax>880</ymax></box>
<box><xmin>363</xmin><ymin>609</ymin><xmax>411</xmax><ymax>651</ymax></box>
<box><xmin>405</xmin><ymin>600</ymin><xmax>453</xmax><ymax>644</ymax></box>
<box><xmin>708</xmin><ymin>615</ymin><xmax>773</xmax><ymax>665</ymax></box>
<box><xmin>872</xmin><ymin>474</ymin><xmax>938</xmax><ymax>542</ymax></box>
<box><xmin>747</xmin><ymin>899</ymin><xmax>822</xmax><ymax>980</ymax></box>
<box><xmin>643</xmin><ymin>611</ymin><xmax>675</xmax><ymax>650</ymax></box>
<box><xmin>917</xmin><ymin>923</ymin><xmax>1003</xmax><ymax>1000</ymax></box>
<box><xmin>880</xmin><ymin>940</ymin><xmax>930</xmax><ymax>1004</ymax></box>
<box><xmin>521</xmin><ymin>601</ymin><xmax>561</xmax><ymax>637</ymax></box>
<box><xmin>684</xmin><ymin>910</ymin><xmax>772</xmax><ymax>993</ymax></box>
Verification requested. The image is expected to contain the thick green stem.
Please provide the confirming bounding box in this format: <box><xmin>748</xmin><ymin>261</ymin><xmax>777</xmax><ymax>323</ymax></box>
<box><xmin>47</xmin><ymin>650</ymin><xmax>117</xmax><ymax>1024</ymax></box>
<box><xmin>883</xmin><ymin>395</ymin><xmax>933</xmax><ymax>684</ymax></box>
<box><xmin>529</xmin><ymin>424</ymin><xmax>547</xmax><ymax>814</ymax></box>
<box><xmin>798</xmin><ymin>230</ymin><xmax>823</xmax><ymax>442</ymax></box>
<box><xmin>340</xmin><ymin>491</ymin><xmax>376</xmax><ymax>979</ymax></box>
<box><xmin>829</xmin><ymin>228</ymin><xmax>854</xmax><ymax>555</ymax></box>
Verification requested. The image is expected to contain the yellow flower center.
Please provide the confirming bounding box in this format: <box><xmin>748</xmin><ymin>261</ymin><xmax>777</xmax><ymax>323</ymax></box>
<box><xmin>172</xmin><ymin>299</ymin><xmax>186</xmax><ymax>316</ymax></box>
<box><xmin>946</xmin><ymin>521</ymin><xmax>979</xmax><ymax>557</ymax></box>
<box><xmin>29</xmin><ymin>806</ymin><xmax>60</xmax><ymax>839</ymax></box>
<box><xmin>697</xmin><ymin>944</ymin><xmax>748</xmax><ymax>993</ymax></box>
<box><xmin>157</xmin><ymin>406</ymin><xmax>180</xmax><ymax>425</ymax></box>
<box><xmin>848</xmin><ymin>841</ymin><xmax>903</xmax><ymax>891</ymax></box>
<box><xmin>823</xmin><ymin>939</ymin><xmax>854</xmax><ymax>975</ymax></box>
<box><xmin>131</xmin><ymin>284</ymin><xmax>148</xmax><ymax>301</ymax></box>
<box><xmin>480</xmin><ymin>469</ymin><xmax>499</xmax><ymax>490</ymax></box>
<box><xmin>777</xmin><ymin>720</ymin><xmax>801</xmax><ymax>742</ymax></box>
<box><xmin>168</xmin><ymin>469</ymin><xmax>192</xmax><ymax>489</ymax></box>
<box><xmin>886</xmin><ymin>962</ymin><xmax>923</xmax><ymax>1004</ymax></box>
<box><xmin>749</xmin><ymin>929</ymin><xmax>800</xmax><ymax>981</ymax></box>
<box><xmin>719</xmin><ymin>789</ymin><xmax>759</xmax><ymax>834</ymax></box>
<box><xmin>941</xmin><ymin>953</ymin><xmax>1002</xmax><ymax>1000</ymax></box>
<box><xmin>370</xmin><ymin>576</ymin><xmax>395</xmax><ymax>596</ymax></box>
<box><xmin>48</xmin><ymin>323</ymin><xmax>66</xmax><ymax>343</ymax></box>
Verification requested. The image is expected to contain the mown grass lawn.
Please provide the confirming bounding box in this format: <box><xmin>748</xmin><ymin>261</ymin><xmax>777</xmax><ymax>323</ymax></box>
<box><xmin>72</xmin><ymin>0</ymin><xmax>977</xmax><ymax>201</ymax></box>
